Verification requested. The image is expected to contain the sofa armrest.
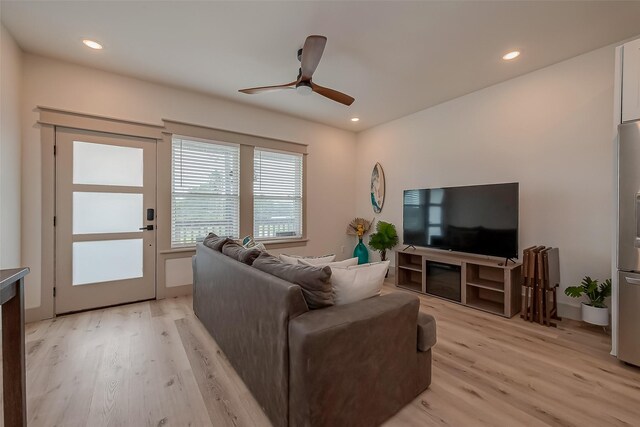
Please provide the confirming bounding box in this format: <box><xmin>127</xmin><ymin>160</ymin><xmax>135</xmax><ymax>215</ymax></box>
<box><xmin>417</xmin><ymin>311</ymin><xmax>437</xmax><ymax>351</ymax></box>
<box><xmin>288</xmin><ymin>292</ymin><xmax>430</xmax><ymax>427</ymax></box>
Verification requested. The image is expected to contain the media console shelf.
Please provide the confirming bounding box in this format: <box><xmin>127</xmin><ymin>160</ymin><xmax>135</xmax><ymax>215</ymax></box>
<box><xmin>395</xmin><ymin>247</ymin><xmax>522</xmax><ymax>318</ymax></box>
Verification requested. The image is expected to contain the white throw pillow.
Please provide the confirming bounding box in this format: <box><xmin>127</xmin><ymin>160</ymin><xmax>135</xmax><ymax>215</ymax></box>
<box><xmin>279</xmin><ymin>253</ymin><xmax>336</xmax><ymax>265</ymax></box>
<box><xmin>299</xmin><ymin>257</ymin><xmax>359</xmax><ymax>268</ymax></box>
<box><xmin>252</xmin><ymin>242</ymin><xmax>267</xmax><ymax>252</ymax></box>
<box><xmin>331</xmin><ymin>260</ymin><xmax>390</xmax><ymax>305</ymax></box>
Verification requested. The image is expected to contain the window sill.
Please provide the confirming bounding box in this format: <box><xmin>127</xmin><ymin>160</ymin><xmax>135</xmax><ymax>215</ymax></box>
<box><xmin>159</xmin><ymin>247</ymin><xmax>197</xmax><ymax>255</ymax></box>
<box><xmin>160</xmin><ymin>238</ymin><xmax>308</xmax><ymax>254</ymax></box>
<box><xmin>260</xmin><ymin>238</ymin><xmax>308</xmax><ymax>249</ymax></box>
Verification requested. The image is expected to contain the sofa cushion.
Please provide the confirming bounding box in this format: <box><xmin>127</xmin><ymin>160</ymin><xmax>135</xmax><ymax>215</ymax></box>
<box><xmin>417</xmin><ymin>312</ymin><xmax>437</xmax><ymax>351</ymax></box>
<box><xmin>203</xmin><ymin>233</ymin><xmax>233</xmax><ymax>252</ymax></box>
<box><xmin>222</xmin><ymin>242</ymin><xmax>262</xmax><ymax>265</ymax></box>
<box><xmin>279</xmin><ymin>253</ymin><xmax>336</xmax><ymax>266</ymax></box>
<box><xmin>253</xmin><ymin>252</ymin><xmax>333</xmax><ymax>309</ymax></box>
<box><xmin>299</xmin><ymin>257</ymin><xmax>359</xmax><ymax>268</ymax></box>
<box><xmin>331</xmin><ymin>261</ymin><xmax>390</xmax><ymax>305</ymax></box>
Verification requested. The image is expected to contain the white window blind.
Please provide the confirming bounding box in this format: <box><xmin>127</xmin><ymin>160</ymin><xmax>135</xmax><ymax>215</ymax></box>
<box><xmin>254</xmin><ymin>149</ymin><xmax>303</xmax><ymax>239</ymax></box>
<box><xmin>171</xmin><ymin>136</ymin><xmax>239</xmax><ymax>247</ymax></box>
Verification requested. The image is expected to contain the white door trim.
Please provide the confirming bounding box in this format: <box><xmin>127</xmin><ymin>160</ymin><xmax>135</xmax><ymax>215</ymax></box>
<box><xmin>28</xmin><ymin>109</ymin><xmax>163</xmax><ymax>322</ymax></box>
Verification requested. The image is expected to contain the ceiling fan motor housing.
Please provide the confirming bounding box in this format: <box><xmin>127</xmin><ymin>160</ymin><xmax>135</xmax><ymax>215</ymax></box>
<box><xmin>296</xmin><ymin>80</ymin><xmax>313</xmax><ymax>95</ymax></box>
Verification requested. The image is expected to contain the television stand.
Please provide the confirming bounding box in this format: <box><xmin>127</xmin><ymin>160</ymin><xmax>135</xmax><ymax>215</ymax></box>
<box><xmin>395</xmin><ymin>247</ymin><xmax>522</xmax><ymax>318</ymax></box>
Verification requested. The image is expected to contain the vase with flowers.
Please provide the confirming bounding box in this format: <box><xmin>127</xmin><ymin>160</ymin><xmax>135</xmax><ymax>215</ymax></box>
<box><xmin>346</xmin><ymin>217</ymin><xmax>373</xmax><ymax>264</ymax></box>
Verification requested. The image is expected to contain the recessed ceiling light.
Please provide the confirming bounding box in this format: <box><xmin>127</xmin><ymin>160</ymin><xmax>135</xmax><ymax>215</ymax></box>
<box><xmin>351</xmin><ymin>117</ymin><xmax>360</xmax><ymax>122</ymax></box>
<box><xmin>502</xmin><ymin>51</ymin><xmax>520</xmax><ymax>61</ymax></box>
<box><xmin>82</xmin><ymin>39</ymin><xmax>103</xmax><ymax>50</ymax></box>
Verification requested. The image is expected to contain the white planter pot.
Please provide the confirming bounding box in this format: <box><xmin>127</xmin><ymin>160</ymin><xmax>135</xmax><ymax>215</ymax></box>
<box><xmin>581</xmin><ymin>303</ymin><xmax>609</xmax><ymax>326</ymax></box>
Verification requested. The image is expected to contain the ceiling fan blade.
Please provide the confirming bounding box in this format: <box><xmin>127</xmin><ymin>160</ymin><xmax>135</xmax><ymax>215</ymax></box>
<box><xmin>311</xmin><ymin>83</ymin><xmax>355</xmax><ymax>106</ymax></box>
<box><xmin>300</xmin><ymin>35</ymin><xmax>327</xmax><ymax>80</ymax></box>
<box><xmin>239</xmin><ymin>81</ymin><xmax>297</xmax><ymax>94</ymax></box>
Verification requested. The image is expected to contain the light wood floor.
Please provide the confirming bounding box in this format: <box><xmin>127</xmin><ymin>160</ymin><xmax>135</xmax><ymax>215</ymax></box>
<box><xmin>4</xmin><ymin>283</ymin><xmax>640</xmax><ymax>426</ymax></box>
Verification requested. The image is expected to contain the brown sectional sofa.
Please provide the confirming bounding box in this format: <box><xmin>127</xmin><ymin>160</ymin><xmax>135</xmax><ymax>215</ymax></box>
<box><xmin>192</xmin><ymin>243</ymin><xmax>436</xmax><ymax>427</ymax></box>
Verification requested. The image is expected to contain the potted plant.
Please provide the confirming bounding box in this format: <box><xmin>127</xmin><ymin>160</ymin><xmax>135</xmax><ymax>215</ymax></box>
<box><xmin>368</xmin><ymin>221</ymin><xmax>399</xmax><ymax>262</ymax></box>
<box><xmin>564</xmin><ymin>276</ymin><xmax>612</xmax><ymax>326</ymax></box>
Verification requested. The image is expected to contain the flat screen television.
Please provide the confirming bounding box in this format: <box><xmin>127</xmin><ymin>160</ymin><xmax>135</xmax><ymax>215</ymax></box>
<box><xmin>403</xmin><ymin>183</ymin><xmax>519</xmax><ymax>259</ymax></box>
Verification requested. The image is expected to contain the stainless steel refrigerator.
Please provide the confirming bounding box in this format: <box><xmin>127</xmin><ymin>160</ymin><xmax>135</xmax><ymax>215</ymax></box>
<box><xmin>618</xmin><ymin>120</ymin><xmax>640</xmax><ymax>366</ymax></box>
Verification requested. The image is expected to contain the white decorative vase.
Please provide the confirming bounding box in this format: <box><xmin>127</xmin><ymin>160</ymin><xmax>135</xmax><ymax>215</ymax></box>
<box><xmin>581</xmin><ymin>303</ymin><xmax>609</xmax><ymax>326</ymax></box>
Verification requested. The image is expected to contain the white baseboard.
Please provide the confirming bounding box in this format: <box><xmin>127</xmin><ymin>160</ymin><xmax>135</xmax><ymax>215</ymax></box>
<box><xmin>164</xmin><ymin>283</ymin><xmax>192</xmax><ymax>298</ymax></box>
<box><xmin>557</xmin><ymin>303</ymin><xmax>581</xmax><ymax>321</ymax></box>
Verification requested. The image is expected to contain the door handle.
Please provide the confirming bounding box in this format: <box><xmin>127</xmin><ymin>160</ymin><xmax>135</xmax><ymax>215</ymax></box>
<box><xmin>625</xmin><ymin>277</ymin><xmax>640</xmax><ymax>285</ymax></box>
<box><xmin>139</xmin><ymin>225</ymin><xmax>154</xmax><ymax>231</ymax></box>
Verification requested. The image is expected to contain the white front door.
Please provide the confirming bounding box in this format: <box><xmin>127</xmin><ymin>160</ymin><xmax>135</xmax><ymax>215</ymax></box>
<box><xmin>55</xmin><ymin>128</ymin><xmax>157</xmax><ymax>314</ymax></box>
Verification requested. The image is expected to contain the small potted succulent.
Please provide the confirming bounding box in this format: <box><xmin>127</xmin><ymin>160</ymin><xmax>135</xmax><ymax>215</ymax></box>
<box><xmin>564</xmin><ymin>276</ymin><xmax>612</xmax><ymax>326</ymax></box>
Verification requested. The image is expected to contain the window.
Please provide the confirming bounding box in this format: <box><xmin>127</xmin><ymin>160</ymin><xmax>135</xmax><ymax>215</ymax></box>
<box><xmin>171</xmin><ymin>136</ymin><xmax>239</xmax><ymax>247</ymax></box>
<box><xmin>254</xmin><ymin>148</ymin><xmax>303</xmax><ymax>240</ymax></box>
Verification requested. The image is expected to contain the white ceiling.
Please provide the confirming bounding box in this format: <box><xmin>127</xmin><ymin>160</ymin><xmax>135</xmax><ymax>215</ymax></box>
<box><xmin>2</xmin><ymin>1</ymin><xmax>640</xmax><ymax>131</ymax></box>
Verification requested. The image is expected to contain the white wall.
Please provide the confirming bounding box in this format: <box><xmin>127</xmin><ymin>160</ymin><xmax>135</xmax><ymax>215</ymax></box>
<box><xmin>355</xmin><ymin>45</ymin><xmax>616</xmax><ymax>315</ymax></box>
<box><xmin>18</xmin><ymin>39</ymin><xmax>622</xmax><ymax>317</ymax></box>
<box><xmin>21</xmin><ymin>53</ymin><xmax>357</xmax><ymax>310</ymax></box>
<box><xmin>0</xmin><ymin>24</ymin><xmax>22</xmax><ymax>269</ymax></box>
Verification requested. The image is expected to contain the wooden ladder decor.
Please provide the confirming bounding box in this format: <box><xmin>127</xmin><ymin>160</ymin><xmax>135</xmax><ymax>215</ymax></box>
<box><xmin>520</xmin><ymin>246</ymin><xmax>562</xmax><ymax>327</ymax></box>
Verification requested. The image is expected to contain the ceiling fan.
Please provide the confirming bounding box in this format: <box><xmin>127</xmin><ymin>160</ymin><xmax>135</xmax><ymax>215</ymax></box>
<box><xmin>239</xmin><ymin>35</ymin><xmax>355</xmax><ymax>106</ymax></box>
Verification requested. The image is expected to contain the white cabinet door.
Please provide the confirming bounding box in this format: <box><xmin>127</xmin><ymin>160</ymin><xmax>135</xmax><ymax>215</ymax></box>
<box><xmin>623</xmin><ymin>38</ymin><xmax>640</xmax><ymax>122</ymax></box>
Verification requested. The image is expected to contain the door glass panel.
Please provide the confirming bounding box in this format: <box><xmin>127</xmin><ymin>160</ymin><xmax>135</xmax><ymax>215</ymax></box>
<box><xmin>73</xmin><ymin>141</ymin><xmax>143</xmax><ymax>186</ymax></box>
<box><xmin>73</xmin><ymin>192</ymin><xmax>143</xmax><ymax>234</ymax></box>
<box><xmin>73</xmin><ymin>239</ymin><xmax>143</xmax><ymax>285</ymax></box>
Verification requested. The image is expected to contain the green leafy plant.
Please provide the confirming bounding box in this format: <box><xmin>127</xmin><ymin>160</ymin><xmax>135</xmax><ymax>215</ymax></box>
<box><xmin>564</xmin><ymin>276</ymin><xmax>612</xmax><ymax>308</ymax></box>
<box><xmin>368</xmin><ymin>221</ymin><xmax>399</xmax><ymax>261</ymax></box>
